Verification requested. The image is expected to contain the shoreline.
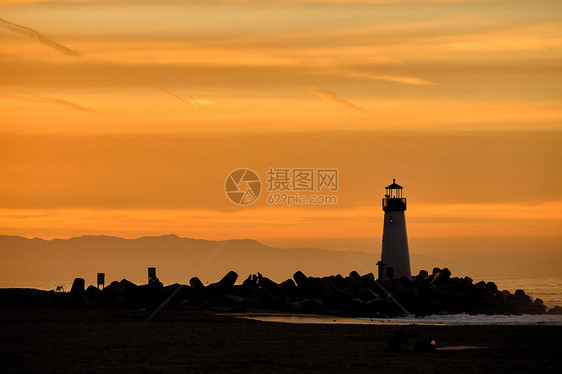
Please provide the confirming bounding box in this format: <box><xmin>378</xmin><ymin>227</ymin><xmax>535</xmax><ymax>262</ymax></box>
<box><xmin>233</xmin><ymin>311</ymin><xmax>562</xmax><ymax>326</ymax></box>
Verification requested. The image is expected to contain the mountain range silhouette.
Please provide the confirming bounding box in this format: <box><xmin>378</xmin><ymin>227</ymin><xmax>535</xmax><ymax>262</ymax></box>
<box><xmin>0</xmin><ymin>234</ymin><xmax>379</xmax><ymax>286</ymax></box>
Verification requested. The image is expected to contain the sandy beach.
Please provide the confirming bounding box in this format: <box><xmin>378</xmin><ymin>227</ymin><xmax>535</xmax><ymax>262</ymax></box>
<box><xmin>1</xmin><ymin>305</ymin><xmax>561</xmax><ymax>373</ymax></box>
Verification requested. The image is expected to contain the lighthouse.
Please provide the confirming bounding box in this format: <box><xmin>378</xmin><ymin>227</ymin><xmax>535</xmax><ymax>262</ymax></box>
<box><xmin>380</xmin><ymin>179</ymin><xmax>411</xmax><ymax>280</ymax></box>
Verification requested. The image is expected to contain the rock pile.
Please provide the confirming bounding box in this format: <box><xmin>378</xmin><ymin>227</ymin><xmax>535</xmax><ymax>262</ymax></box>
<box><xmin>7</xmin><ymin>268</ymin><xmax>557</xmax><ymax>317</ymax></box>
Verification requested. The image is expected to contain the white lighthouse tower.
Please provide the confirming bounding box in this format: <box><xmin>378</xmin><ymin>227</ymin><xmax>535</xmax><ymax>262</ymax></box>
<box><xmin>380</xmin><ymin>179</ymin><xmax>411</xmax><ymax>280</ymax></box>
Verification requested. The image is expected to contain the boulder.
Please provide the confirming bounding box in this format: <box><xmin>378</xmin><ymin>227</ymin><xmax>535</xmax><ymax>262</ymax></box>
<box><xmin>475</xmin><ymin>281</ymin><xmax>488</xmax><ymax>295</ymax></box>
<box><xmin>514</xmin><ymin>289</ymin><xmax>532</xmax><ymax>305</ymax></box>
<box><xmin>430</xmin><ymin>271</ymin><xmax>443</xmax><ymax>285</ymax></box>
<box><xmin>85</xmin><ymin>285</ymin><xmax>102</xmax><ymax>298</ymax></box>
<box><xmin>357</xmin><ymin>274</ymin><xmax>377</xmax><ymax>292</ymax></box>
<box><xmin>322</xmin><ymin>287</ymin><xmax>353</xmax><ymax>310</ymax></box>
<box><xmin>531</xmin><ymin>298</ymin><xmax>547</xmax><ymax>314</ymax></box>
<box><xmin>345</xmin><ymin>271</ymin><xmax>360</xmax><ymax>288</ymax></box>
<box><xmin>358</xmin><ymin>287</ymin><xmax>374</xmax><ymax>301</ymax></box>
<box><xmin>279</xmin><ymin>278</ymin><xmax>296</xmax><ymax>291</ymax></box>
<box><xmin>242</xmin><ymin>274</ymin><xmax>257</xmax><ymax>287</ymax></box>
<box><xmin>428</xmin><ymin>285</ymin><xmax>440</xmax><ymax>300</ymax></box>
<box><xmin>118</xmin><ymin>279</ymin><xmax>139</xmax><ymax>300</ymax></box>
<box><xmin>120</xmin><ymin>279</ymin><xmax>137</xmax><ymax>291</ymax></box>
<box><xmin>189</xmin><ymin>277</ymin><xmax>205</xmax><ymax>288</ymax></box>
<box><xmin>304</xmin><ymin>277</ymin><xmax>325</xmax><ymax>298</ymax></box>
<box><xmin>218</xmin><ymin>271</ymin><xmax>238</xmax><ymax>288</ymax></box>
<box><xmin>278</xmin><ymin>279</ymin><xmax>296</xmax><ymax>298</ymax></box>
<box><xmin>514</xmin><ymin>289</ymin><xmax>533</xmax><ymax>314</ymax></box>
<box><xmin>84</xmin><ymin>285</ymin><xmax>105</xmax><ymax>308</ymax></box>
<box><xmin>103</xmin><ymin>281</ymin><xmax>120</xmax><ymax>293</ymax></box>
<box><xmin>486</xmin><ymin>282</ymin><xmax>498</xmax><ymax>293</ymax></box>
<box><xmin>257</xmin><ymin>275</ymin><xmax>279</xmax><ymax>292</ymax></box>
<box><xmin>331</xmin><ymin>274</ymin><xmax>348</xmax><ymax>290</ymax></box>
<box><xmin>293</xmin><ymin>271</ymin><xmax>308</xmax><ymax>288</ymax></box>
<box><xmin>418</xmin><ymin>270</ymin><xmax>429</xmax><ymax>278</ymax></box>
<box><xmin>70</xmin><ymin>278</ymin><xmax>85</xmax><ymax>297</ymax></box>
<box><xmin>390</xmin><ymin>278</ymin><xmax>409</xmax><ymax>298</ymax></box>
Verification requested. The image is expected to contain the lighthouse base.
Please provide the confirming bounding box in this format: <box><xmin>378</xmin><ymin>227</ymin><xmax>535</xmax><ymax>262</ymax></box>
<box><xmin>381</xmin><ymin>209</ymin><xmax>411</xmax><ymax>280</ymax></box>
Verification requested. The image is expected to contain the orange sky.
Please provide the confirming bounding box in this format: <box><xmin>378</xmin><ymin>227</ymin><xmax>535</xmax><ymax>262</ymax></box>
<box><xmin>1</xmin><ymin>0</ymin><xmax>561</xmax><ymax>275</ymax></box>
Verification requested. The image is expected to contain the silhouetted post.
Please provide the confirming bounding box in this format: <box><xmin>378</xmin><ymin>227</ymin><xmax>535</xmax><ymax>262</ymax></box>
<box><xmin>97</xmin><ymin>273</ymin><xmax>105</xmax><ymax>289</ymax></box>
<box><xmin>148</xmin><ymin>267</ymin><xmax>156</xmax><ymax>282</ymax></box>
<box><xmin>376</xmin><ymin>261</ymin><xmax>385</xmax><ymax>281</ymax></box>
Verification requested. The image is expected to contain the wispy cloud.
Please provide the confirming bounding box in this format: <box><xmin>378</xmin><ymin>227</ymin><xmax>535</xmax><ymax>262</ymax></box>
<box><xmin>0</xmin><ymin>18</ymin><xmax>81</xmax><ymax>57</ymax></box>
<box><xmin>372</xmin><ymin>74</ymin><xmax>437</xmax><ymax>86</ymax></box>
<box><xmin>344</xmin><ymin>71</ymin><xmax>438</xmax><ymax>85</ymax></box>
<box><xmin>309</xmin><ymin>87</ymin><xmax>363</xmax><ymax>111</ymax></box>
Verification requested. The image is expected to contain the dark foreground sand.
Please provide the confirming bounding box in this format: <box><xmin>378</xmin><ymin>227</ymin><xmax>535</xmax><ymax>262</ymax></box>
<box><xmin>1</xmin><ymin>306</ymin><xmax>561</xmax><ymax>373</ymax></box>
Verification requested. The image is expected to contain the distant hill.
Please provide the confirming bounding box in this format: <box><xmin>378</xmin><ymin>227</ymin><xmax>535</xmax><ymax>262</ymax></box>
<box><xmin>0</xmin><ymin>234</ymin><xmax>379</xmax><ymax>287</ymax></box>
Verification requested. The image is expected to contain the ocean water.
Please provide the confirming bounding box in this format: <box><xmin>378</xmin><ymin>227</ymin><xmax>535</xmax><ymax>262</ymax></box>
<box><xmin>486</xmin><ymin>277</ymin><xmax>562</xmax><ymax>308</ymax></box>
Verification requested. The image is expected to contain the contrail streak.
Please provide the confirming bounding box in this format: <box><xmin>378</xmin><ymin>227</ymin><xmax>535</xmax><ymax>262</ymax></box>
<box><xmin>29</xmin><ymin>93</ymin><xmax>104</xmax><ymax>115</ymax></box>
<box><xmin>0</xmin><ymin>18</ymin><xmax>81</xmax><ymax>57</ymax></box>
<box><xmin>159</xmin><ymin>87</ymin><xmax>191</xmax><ymax>104</ymax></box>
